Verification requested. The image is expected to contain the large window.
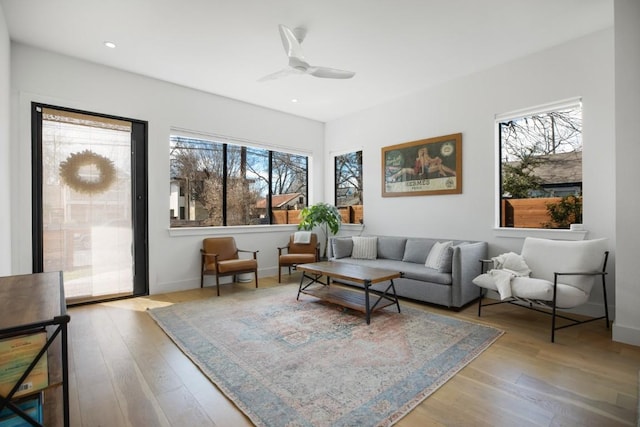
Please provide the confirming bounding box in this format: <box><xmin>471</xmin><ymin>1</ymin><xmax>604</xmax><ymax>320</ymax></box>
<box><xmin>169</xmin><ymin>135</ymin><xmax>308</xmax><ymax>227</ymax></box>
<box><xmin>498</xmin><ymin>100</ymin><xmax>582</xmax><ymax>229</ymax></box>
<box><xmin>334</xmin><ymin>150</ymin><xmax>363</xmax><ymax>224</ymax></box>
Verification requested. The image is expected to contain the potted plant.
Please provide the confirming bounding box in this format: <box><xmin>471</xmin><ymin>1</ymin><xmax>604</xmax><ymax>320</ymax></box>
<box><xmin>298</xmin><ymin>202</ymin><xmax>342</xmax><ymax>259</ymax></box>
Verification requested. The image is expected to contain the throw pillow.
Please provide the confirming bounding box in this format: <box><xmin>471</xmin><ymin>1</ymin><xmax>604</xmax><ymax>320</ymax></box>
<box><xmin>351</xmin><ymin>236</ymin><xmax>378</xmax><ymax>260</ymax></box>
<box><xmin>425</xmin><ymin>241</ymin><xmax>453</xmax><ymax>270</ymax></box>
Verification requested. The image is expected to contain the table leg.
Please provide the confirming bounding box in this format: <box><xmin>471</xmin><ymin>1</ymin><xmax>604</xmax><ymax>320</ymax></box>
<box><xmin>390</xmin><ymin>280</ymin><xmax>401</xmax><ymax>313</ymax></box>
<box><xmin>296</xmin><ymin>272</ymin><xmax>305</xmax><ymax>300</ymax></box>
<box><xmin>297</xmin><ymin>272</ymin><xmax>325</xmax><ymax>300</ymax></box>
<box><xmin>364</xmin><ymin>280</ymin><xmax>371</xmax><ymax>324</ymax></box>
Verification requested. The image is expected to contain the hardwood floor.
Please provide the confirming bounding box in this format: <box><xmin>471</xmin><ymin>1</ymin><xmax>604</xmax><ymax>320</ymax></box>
<box><xmin>66</xmin><ymin>274</ymin><xmax>640</xmax><ymax>426</ymax></box>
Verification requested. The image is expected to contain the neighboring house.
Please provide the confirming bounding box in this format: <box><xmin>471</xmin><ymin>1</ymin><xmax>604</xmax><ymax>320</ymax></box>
<box><xmin>531</xmin><ymin>151</ymin><xmax>582</xmax><ymax>197</ymax></box>
<box><xmin>504</xmin><ymin>151</ymin><xmax>582</xmax><ymax>198</ymax></box>
<box><xmin>255</xmin><ymin>192</ymin><xmax>305</xmax><ymax>215</ymax></box>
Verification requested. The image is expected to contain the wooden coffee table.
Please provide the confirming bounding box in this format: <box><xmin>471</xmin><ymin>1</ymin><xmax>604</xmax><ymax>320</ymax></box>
<box><xmin>296</xmin><ymin>261</ymin><xmax>402</xmax><ymax>324</ymax></box>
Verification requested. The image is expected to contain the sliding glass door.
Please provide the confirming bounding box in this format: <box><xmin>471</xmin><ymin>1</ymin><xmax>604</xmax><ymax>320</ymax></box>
<box><xmin>32</xmin><ymin>104</ymin><xmax>148</xmax><ymax>304</ymax></box>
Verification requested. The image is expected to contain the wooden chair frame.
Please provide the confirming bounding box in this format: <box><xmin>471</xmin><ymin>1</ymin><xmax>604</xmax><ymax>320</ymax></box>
<box><xmin>200</xmin><ymin>238</ymin><xmax>259</xmax><ymax>296</ymax></box>
<box><xmin>277</xmin><ymin>233</ymin><xmax>320</xmax><ymax>283</ymax></box>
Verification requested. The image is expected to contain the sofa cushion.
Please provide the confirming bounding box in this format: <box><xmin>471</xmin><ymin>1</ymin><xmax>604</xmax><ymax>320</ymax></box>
<box><xmin>333</xmin><ymin>258</ymin><xmax>452</xmax><ymax>286</ymax></box>
<box><xmin>425</xmin><ymin>241</ymin><xmax>453</xmax><ymax>270</ymax></box>
<box><xmin>400</xmin><ymin>261</ymin><xmax>453</xmax><ymax>285</ymax></box>
<box><xmin>402</xmin><ymin>238</ymin><xmax>436</xmax><ymax>264</ymax></box>
<box><xmin>351</xmin><ymin>236</ymin><xmax>378</xmax><ymax>260</ymax></box>
<box><xmin>331</xmin><ymin>237</ymin><xmax>353</xmax><ymax>259</ymax></box>
<box><xmin>376</xmin><ymin>236</ymin><xmax>407</xmax><ymax>260</ymax></box>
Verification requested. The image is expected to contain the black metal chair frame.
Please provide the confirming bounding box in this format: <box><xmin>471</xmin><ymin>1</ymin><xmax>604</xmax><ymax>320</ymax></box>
<box><xmin>477</xmin><ymin>251</ymin><xmax>610</xmax><ymax>343</ymax></box>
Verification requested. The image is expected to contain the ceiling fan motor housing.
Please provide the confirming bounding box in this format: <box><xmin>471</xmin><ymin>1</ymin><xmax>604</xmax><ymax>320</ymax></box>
<box><xmin>289</xmin><ymin>57</ymin><xmax>309</xmax><ymax>72</ymax></box>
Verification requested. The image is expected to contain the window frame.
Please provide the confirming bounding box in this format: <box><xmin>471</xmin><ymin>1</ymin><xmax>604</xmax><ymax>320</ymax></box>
<box><xmin>331</xmin><ymin>147</ymin><xmax>364</xmax><ymax>226</ymax></box>
<box><xmin>169</xmin><ymin>129</ymin><xmax>310</xmax><ymax>229</ymax></box>
<box><xmin>494</xmin><ymin>98</ymin><xmax>587</xmax><ymax>240</ymax></box>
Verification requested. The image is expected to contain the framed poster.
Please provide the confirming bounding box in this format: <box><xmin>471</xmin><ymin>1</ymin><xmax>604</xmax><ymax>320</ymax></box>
<box><xmin>382</xmin><ymin>133</ymin><xmax>462</xmax><ymax>197</ymax></box>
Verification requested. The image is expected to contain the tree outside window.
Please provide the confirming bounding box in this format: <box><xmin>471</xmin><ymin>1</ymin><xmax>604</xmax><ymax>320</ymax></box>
<box><xmin>335</xmin><ymin>151</ymin><xmax>363</xmax><ymax>224</ymax></box>
<box><xmin>499</xmin><ymin>101</ymin><xmax>582</xmax><ymax>229</ymax></box>
<box><xmin>169</xmin><ymin>135</ymin><xmax>308</xmax><ymax>227</ymax></box>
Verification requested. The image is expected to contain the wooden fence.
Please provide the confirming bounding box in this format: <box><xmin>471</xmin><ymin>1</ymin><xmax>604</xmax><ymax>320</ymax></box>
<box><xmin>272</xmin><ymin>205</ymin><xmax>364</xmax><ymax>225</ymax></box>
<box><xmin>502</xmin><ymin>197</ymin><xmax>561</xmax><ymax>228</ymax></box>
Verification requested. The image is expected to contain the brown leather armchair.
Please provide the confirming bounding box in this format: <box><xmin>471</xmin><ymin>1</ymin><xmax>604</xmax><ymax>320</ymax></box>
<box><xmin>201</xmin><ymin>237</ymin><xmax>259</xmax><ymax>296</ymax></box>
<box><xmin>277</xmin><ymin>232</ymin><xmax>320</xmax><ymax>283</ymax></box>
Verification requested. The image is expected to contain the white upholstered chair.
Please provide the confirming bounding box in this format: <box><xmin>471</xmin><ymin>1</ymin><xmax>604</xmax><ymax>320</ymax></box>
<box><xmin>473</xmin><ymin>237</ymin><xmax>609</xmax><ymax>342</ymax></box>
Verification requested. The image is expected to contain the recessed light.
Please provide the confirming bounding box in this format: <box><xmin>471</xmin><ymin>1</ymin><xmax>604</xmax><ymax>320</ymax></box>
<box><xmin>104</xmin><ymin>41</ymin><xmax>117</xmax><ymax>49</ymax></box>
<box><xmin>291</xmin><ymin>99</ymin><xmax>298</xmax><ymax>103</ymax></box>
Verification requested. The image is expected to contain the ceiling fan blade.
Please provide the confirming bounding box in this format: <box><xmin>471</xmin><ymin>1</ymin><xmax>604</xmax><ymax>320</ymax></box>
<box><xmin>258</xmin><ymin>68</ymin><xmax>303</xmax><ymax>82</ymax></box>
<box><xmin>278</xmin><ymin>24</ymin><xmax>305</xmax><ymax>61</ymax></box>
<box><xmin>307</xmin><ymin>66</ymin><xmax>356</xmax><ymax>79</ymax></box>
<box><xmin>276</xmin><ymin>24</ymin><xmax>356</xmax><ymax>80</ymax></box>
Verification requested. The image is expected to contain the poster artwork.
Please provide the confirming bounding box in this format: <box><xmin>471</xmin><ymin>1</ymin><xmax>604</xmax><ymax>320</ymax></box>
<box><xmin>382</xmin><ymin>133</ymin><xmax>462</xmax><ymax>197</ymax></box>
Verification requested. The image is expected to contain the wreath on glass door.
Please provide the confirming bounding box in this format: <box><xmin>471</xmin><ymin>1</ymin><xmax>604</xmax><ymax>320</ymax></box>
<box><xmin>59</xmin><ymin>150</ymin><xmax>116</xmax><ymax>194</ymax></box>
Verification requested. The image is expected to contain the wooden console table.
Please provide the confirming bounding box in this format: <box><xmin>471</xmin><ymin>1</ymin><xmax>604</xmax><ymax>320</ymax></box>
<box><xmin>0</xmin><ymin>272</ymin><xmax>70</xmax><ymax>426</ymax></box>
<box><xmin>296</xmin><ymin>261</ymin><xmax>402</xmax><ymax>324</ymax></box>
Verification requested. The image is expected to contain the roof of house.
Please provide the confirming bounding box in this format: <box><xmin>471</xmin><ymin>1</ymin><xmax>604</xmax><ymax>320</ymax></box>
<box><xmin>507</xmin><ymin>151</ymin><xmax>582</xmax><ymax>185</ymax></box>
<box><xmin>256</xmin><ymin>193</ymin><xmax>302</xmax><ymax>209</ymax></box>
<box><xmin>534</xmin><ymin>151</ymin><xmax>582</xmax><ymax>185</ymax></box>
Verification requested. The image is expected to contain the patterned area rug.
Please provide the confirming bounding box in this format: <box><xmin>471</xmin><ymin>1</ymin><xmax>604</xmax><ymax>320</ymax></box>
<box><xmin>148</xmin><ymin>285</ymin><xmax>503</xmax><ymax>427</ymax></box>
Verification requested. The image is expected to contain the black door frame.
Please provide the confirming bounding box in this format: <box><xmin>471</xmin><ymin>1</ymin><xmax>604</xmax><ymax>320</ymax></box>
<box><xmin>31</xmin><ymin>103</ymin><xmax>149</xmax><ymax>303</ymax></box>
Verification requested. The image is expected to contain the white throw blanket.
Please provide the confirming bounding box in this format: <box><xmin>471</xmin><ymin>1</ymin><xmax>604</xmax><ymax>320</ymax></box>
<box><xmin>293</xmin><ymin>231</ymin><xmax>312</xmax><ymax>244</ymax></box>
<box><xmin>486</xmin><ymin>252</ymin><xmax>531</xmax><ymax>300</ymax></box>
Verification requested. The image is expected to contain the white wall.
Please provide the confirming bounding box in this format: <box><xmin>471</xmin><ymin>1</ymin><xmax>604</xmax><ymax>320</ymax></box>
<box><xmin>0</xmin><ymin>6</ymin><xmax>11</xmax><ymax>276</ymax></box>
<box><xmin>613</xmin><ymin>0</ymin><xmax>640</xmax><ymax>345</ymax></box>
<box><xmin>9</xmin><ymin>43</ymin><xmax>324</xmax><ymax>293</ymax></box>
<box><xmin>326</xmin><ymin>30</ymin><xmax>622</xmax><ymax>329</ymax></box>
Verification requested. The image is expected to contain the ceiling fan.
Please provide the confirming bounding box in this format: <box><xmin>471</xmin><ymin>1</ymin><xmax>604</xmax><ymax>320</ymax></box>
<box><xmin>259</xmin><ymin>24</ymin><xmax>356</xmax><ymax>82</ymax></box>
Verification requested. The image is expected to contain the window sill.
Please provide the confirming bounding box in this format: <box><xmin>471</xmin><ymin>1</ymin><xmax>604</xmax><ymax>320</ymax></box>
<box><xmin>168</xmin><ymin>224</ymin><xmax>298</xmax><ymax>237</ymax></box>
<box><xmin>168</xmin><ymin>222</ymin><xmax>365</xmax><ymax>238</ymax></box>
<box><xmin>493</xmin><ymin>227</ymin><xmax>588</xmax><ymax>241</ymax></box>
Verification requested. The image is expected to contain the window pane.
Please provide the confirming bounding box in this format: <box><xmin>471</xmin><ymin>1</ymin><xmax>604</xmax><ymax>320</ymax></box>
<box><xmin>270</xmin><ymin>152</ymin><xmax>308</xmax><ymax>224</ymax></box>
<box><xmin>499</xmin><ymin>105</ymin><xmax>582</xmax><ymax>229</ymax></box>
<box><xmin>41</xmin><ymin>107</ymin><xmax>134</xmax><ymax>301</ymax></box>
<box><xmin>170</xmin><ymin>136</ymin><xmax>223</xmax><ymax>226</ymax></box>
<box><xmin>226</xmin><ymin>145</ymin><xmax>269</xmax><ymax>226</ymax></box>
<box><xmin>170</xmin><ymin>135</ymin><xmax>309</xmax><ymax>227</ymax></box>
<box><xmin>335</xmin><ymin>151</ymin><xmax>363</xmax><ymax>224</ymax></box>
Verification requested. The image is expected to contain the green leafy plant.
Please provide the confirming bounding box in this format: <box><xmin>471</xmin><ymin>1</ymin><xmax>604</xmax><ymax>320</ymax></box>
<box><xmin>501</xmin><ymin>156</ymin><xmax>543</xmax><ymax>198</ymax></box>
<box><xmin>543</xmin><ymin>195</ymin><xmax>582</xmax><ymax>229</ymax></box>
<box><xmin>298</xmin><ymin>202</ymin><xmax>342</xmax><ymax>259</ymax></box>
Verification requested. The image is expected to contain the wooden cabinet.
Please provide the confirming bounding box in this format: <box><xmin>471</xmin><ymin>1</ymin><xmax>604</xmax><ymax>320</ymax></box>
<box><xmin>0</xmin><ymin>272</ymin><xmax>70</xmax><ymax>426</ymax></box>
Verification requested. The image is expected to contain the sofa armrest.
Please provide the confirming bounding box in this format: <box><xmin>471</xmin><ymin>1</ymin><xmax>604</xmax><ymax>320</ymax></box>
<box><xmin>451</xmin><ymin>242</ymin><xmax>488</xmax><ymax>307</ymax></box>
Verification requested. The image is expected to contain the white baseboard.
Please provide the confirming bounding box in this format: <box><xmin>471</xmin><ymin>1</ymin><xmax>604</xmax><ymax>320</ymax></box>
<box><xmin>151</xmin><ymin>267</ymin><xmax>280</xmax><ymax>295</ymax></box>
<box><xmin>153</xmin><ymin>278</ymin><xmax>197</xmax><ymax>294</ymax></box>
<box><xmin>612</xmin><ymin>323</ymin><xmax>640</xmax><ymax>346</ymax></box>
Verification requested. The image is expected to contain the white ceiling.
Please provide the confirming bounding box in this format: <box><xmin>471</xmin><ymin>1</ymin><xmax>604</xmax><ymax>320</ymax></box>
<box><xmin>1</xmin><ymin>0</ymin><xmax>613</xmax><ymax>122</ymax></box>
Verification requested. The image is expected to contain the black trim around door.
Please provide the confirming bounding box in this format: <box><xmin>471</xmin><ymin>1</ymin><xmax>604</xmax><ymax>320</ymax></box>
<box><xmin>31</xmin><ymin>103</ymin><xmax>149</xmax><ymax>303</ymax></box>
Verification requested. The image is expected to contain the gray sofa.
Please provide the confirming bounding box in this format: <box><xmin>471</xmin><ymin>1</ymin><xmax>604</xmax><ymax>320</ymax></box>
<box><xmin>328</xmin><ymin>235</ymin><xmax>487</xmax><ymax>308</ymax></box>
